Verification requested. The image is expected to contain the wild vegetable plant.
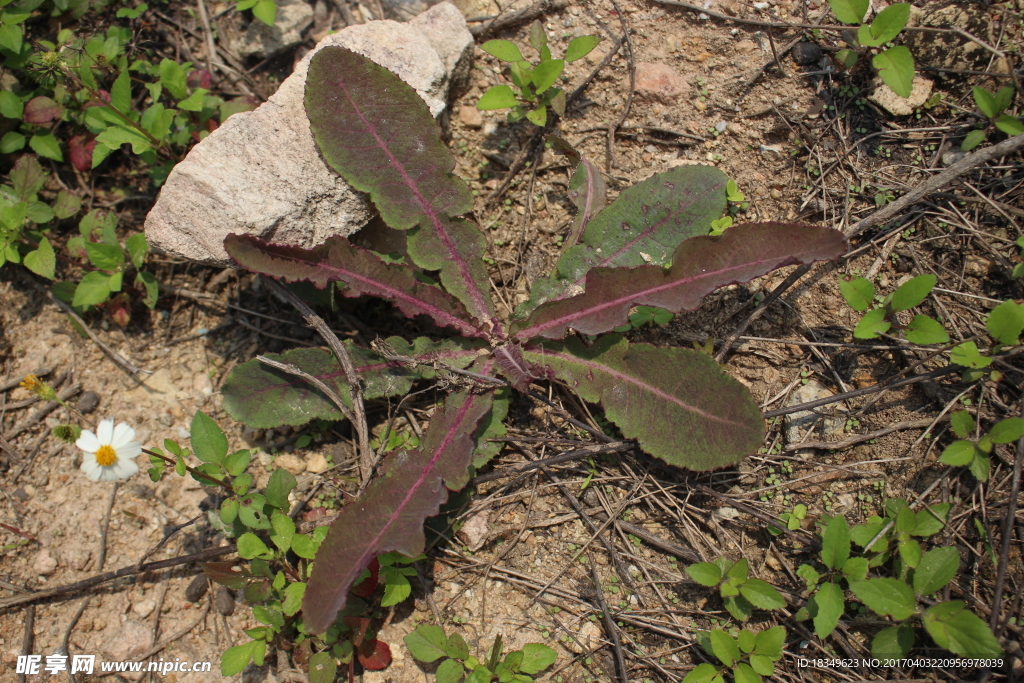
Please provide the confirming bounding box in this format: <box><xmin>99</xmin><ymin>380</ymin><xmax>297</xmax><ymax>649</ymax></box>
<box><xmin>476</xmin><ymin>21</ymin><xmax>600</xmax><ymax>126</ymax></box>
<box><xmin>828</xmin><ymin>0</ymin><xmax>915</xmax><ymax>98</ymax></box>
<box><xmin>962</xmin><ymin>86</ymin><xmax>1023</xmax><ymax>151</ymax></box>
<box><xmin>685</xmin><ymin>626</ymin><xmax>786</xmax><ymax>683</ymax></box>
<box><xmin>939</xmin><ymin>411</ymin><xmax>1024</xmax><ymax>482</ymax></box>
<box><xmin>404</xmin><ymin>628</ymin><xmax>557</xmax><ymax>683</ymax></box>
<box><xmin>685</xmin><ymin>557</ymin><xmax>786</xmax><ymax>622</ymax></box>
<box><xmin>219</xmin><ymin>46</ymin><xmax>847</xmax><ymax>634</ymax></box>
<box><xmin>793</xmin><ymin>509</ymin><xmax>1003</xmax><ymax>660</ymax></box>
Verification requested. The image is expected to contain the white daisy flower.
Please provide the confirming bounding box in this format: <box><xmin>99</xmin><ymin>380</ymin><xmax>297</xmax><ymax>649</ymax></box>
<box><xmin>76</xmin><ymin>418</ymin><xmax>142</xmax><ymax>482</ymax></box>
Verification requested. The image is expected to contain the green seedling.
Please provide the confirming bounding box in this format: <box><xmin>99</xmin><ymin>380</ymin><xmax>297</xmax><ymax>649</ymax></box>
<box><xmin>793</xmin><ymin>509</ymin><xmax>1000</xmax><ymax>660</ymax></box>
<box><xmin>768</xmin><ymin>503</ymin><xmax>807</xmax><ymax>535</ymax></box>
<box><xmin>962</xmin><ymin>86</ymin><xmax>1022</xmax><ymax>151</ymax></box>
<box><xmin>236</xmin><ymin>0</ymin><xmax>278</xmax><ymax>26</ymax></box>
<box><xmin>614</xmin><ymin>305</ymin><xmax>674</xmax><ymax>332</ymax></box>
<box><xmin>405</xmin><ymin>628</ymin><xmax>557</xmax><ymax>683</ymax></box>
<box><xmin>686</xmin><ymin>556</ymin><xmax>786</xmax><ymax>621</ymax></box>
<box><xmin>940</xmin><ymin>411</ymin><xmax>1024</xmax><ymax>482</ymax></box>
<box><xmin>839</xmin><ymin>273</ymin><xmax>947</xmax><ymax>344</ymax></box>
<box><xmin>476</xmin><ymin>21</ymin><xmax>600</xmax><ymax>126</ymax></box>
<box><xmin>684</xmin><ymin>626</ymin><xmax>786</xmax><ymax>683</ymax></box>
<box><xmin>828</xmin><ymin>0</ymin><xmax>915</xmax><ymax>98</ymax></box>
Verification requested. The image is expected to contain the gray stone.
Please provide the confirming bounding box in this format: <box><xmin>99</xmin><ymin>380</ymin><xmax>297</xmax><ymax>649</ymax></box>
<box><xmin>145</xmin><ymin>3</ymin><xmax>473</xmax><ymax>267</ymax></box>
<box><xmin>103</xmin><ymin>620</ymin><xmax>151</xmax><ymax>660</ymax></box>
<box><xmin>791</xmin><ymin>41</ymin><xmax>821</xmax><ymax>66</ymax></box>
<box><xmin>457</xmin><ymin>509</ymin><xmax>490</xmax><ymax>551</ymax></box>
<box><xmin>232</xmin><ymin>0</ymin><xmax>315</xmax><ymax>59</ymax></box>
<box><xmin>784</xmin><ymin>379</ymin><xmax>846</xmax><ymax>447</ymax></box>
<box><xmin>76</xmin><ymin>390</ymin><xmax>100</xmax><ymax>414</ymax></box>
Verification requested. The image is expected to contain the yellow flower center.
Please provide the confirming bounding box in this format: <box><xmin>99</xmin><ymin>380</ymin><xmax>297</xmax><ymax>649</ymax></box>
<box><xmin>95</xmin><ymin>445</ymin><xmax>118</xmax><ymax>467</ymax></box>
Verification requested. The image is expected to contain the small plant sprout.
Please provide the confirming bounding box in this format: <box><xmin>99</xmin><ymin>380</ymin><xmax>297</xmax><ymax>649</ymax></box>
<box><xmin>839</xmin><ymin>273</ymin><xmax>948</xmax><ymax>344</ymax></box>
<box><xmin>939</xmin><ymin>411</ymin><xmax>1024</xmax><ymax>481</ymax></box>
<box><xmin>828</xmin><ymin>0</ymin><xmax>915</xmax><ymax>97</ymax></box>
<box><xmin>685</xmin><ymin>556</ymin><xmax>786</xmax><ymax>621</ymax></box>
<box><xmin>685</xmin><ymin>626</ymin><xmax>786</xmax><ymax>683</ymax></box>
<box><xmin>962</xmin><ymin>86</ymin><xmax>1023</xmax><ymax>151</ymax></box>
<box><xmin>76</xmin><ymin>418</ymin><xmax>142</xmax><ymax>482</ymax></box>
<box><xmin>476</xmin><ymin>21</ymin><xmax>600</xmax><ymax>126</ymax></box>
<box><xmin>404</xmin><ymin>627</ymin><xmax>556</xmax><ymax>683</ymax></box>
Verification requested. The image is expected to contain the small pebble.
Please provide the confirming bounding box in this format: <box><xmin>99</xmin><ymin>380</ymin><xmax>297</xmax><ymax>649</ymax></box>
<box><xmin>214</xmin><ymin>585</ymin><xmax>235</xmax><ymax>616</ymax></box>
<box><xmin>185</xmin><ymin>575</ymin><xmax>209</xmax><ymax>603</ymax></box>
<box><xmin>792</xmin><ymin>42</ymin><xmax>822</xmax><ymax>66</ymax></box>
<box><xmin>76</xmin><ymin>391</ymin><xmax>100</xmax><ymax>415</ymax></box>
<box><xmin>715</xmin><ymin>121</ymin><xmax>728</xmax><ymax>133</ymax></box>
<box><xmin>770</xmin><ymin>188</ymin><xmax>783</xmax><ymax>199</ymax></box>
<box><xmin>694</xmin><ymin>100</ymin><xmax>707</xmax><ymax>112</ymax></box>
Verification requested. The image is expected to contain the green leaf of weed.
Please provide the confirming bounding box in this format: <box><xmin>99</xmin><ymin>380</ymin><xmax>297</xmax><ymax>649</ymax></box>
<box><xmin>986</xmin><ymin>300</ymin><xmax>1024</xmax><ymax>345</ymax></box>
<box><xmin>404</xmin><ymin>625</ymin><xmax>449</xmax><ymax>663</ymax></box>
<box><xmin>889</xmin><ymin>274</ymin><xmax>935</xmax><ymax>312</ymax></box>
<box><xmin>871</xmin><ymin>624</ymin><xmax>914</xmax><ymax>659</ymax></box>
<box><xmin>531</xmin><ymin>59</ymin><xmax>563</xmax><ymax>94</ymax></box>
<box><xmin>811</xmin><ymin>582</ymin><xmax>844</xmax><ymax>638</ymax></box>
<box><xmin>950</xmin><ymin>341</ymin><xmax>991</xmax><ymax>369</ymax></box>
<box><xmin>866</xmin><ymin>3</ymin><xmax>910</xmax><ymax>44</ymax></box>
<box><xmin>435</xmin><ymin>659</ymin><xmax>465</xmax><ymax>683</ymax></box>
<box><xmin>990</xmin><ymin>417</ymin><xmax>1024</xmax><ymax>444</ymax></box>
<box><xmin>961</xmin><ymin>129</ymin><xmax>986</xmax><ymax>152</ymax></box>
<box><xmin>73</xmin><ymin>271</ymin><xmax>113</xmax><ymax>307</ymax></box>
<box><xmin>481</xmin><ymin>39</ymin><xmax>524</xmax><ymax>62</ymax></box>
<box><xmin>733</xmin><ymin>663</ymin><xmax>761</xmax><ymax>683</ymax></box>
<box><xmin>838</xmin><ymin>275</ymin><xmax>874</xmax><ymax>311</ymax></box>
<box><xmin>84</xmin><ymin>241</ymin><xmax>124</xmax><ymax>270</ymax></box>
<box><xmin>519</xmin><ymin>643</ymin><xmax>557</xmax><ymax>674</ymax></box>
<box><xmin>949</xmin><ymin>411</ymin><xmax>975</xmax><ymax>439</ymax></box>
<box><xmin>477</xmin><ymin>85</ymin><xmax>518</xmax><ymax>110</ymax></box>
<box><xmin>973</xmin><ymin>86</ymin><xmax>999</xmax><ymax>119</ymax></box>
<box><xmin>753</xmin><ymin>625</ymin><xmax>785</xmax><ymax>658</ymax></box>
<box><xmin>221</xmin><ymin>642</ymin><xmax>256</xmax><ymax>677</ymax></box>
<box><xmin>854</xmin><ymin>308</ymin><xmax>890</xmax><ymax>339</ymax></box>
<box><xmin>709</xmin><ymin>629</ymin><xmax>740</xmax><ymax>666</ymax></box>
<box><xmin>739</xmin><ymin>579</ymin><xmax>786</xmax><ymax>610</ymax></box>
<box><xmin>265</xmin><ymin>467</ymin><xmax>297</xmax><ymax>510</ymax></box>
<box><xmin>913</xmin><ymin>546</ymin><xmax>959</xmax><ymax>595</ymax></box>
<box><xmin>237</xmin><ymin>532</ymin><xmax>272</xmax><ymax>560</ymax></box>
<box><xmin>686</xmin><ymin>562</ymin><xmax>723</xmax><ymax>587</ymax></box>
<box><xmin>905</xmin><ymin>315</ymin><xmax>948</xmax><ymax>345</ymax></box>
<box><xmin>850</xmin><ymin>578</ymin><xmax>916</xmax><ymax>620</ymax></box>
<box><xmin>29</xmin><ymin>132</ymin><xmax>62</xmax><ymax>161</ymax></box>
<box><xmin>23</xmin><ymin>237</ymin><xmax>55</xmax><ymax>280</ymax></box>
<box><xmin>873</xmin><ymin>46</ymin><xmax>915</xmax><ymax>98</ymax></box>
<box><xmin>828</xmin><ymin>0</ymin><xmax>868</xmax><ymax>23</ymax></box>
<box><xmin>995</xmin><ymin>115</ymin><xmax>1024</xmax><ymax>136</ymax></box>
<box><xmin>923</xmin><ymin>601</ymin><xmax>1003</xmax><ymax>658</ymax></box>
<box><xmin>913</xmin><ymin>503</ymin><xmax>950</xmax><ymax>537</ymax></box>
<box><xmin>821</xmin><ymin>514</ymin><xmax>850</xmax><ymax>570</ymax></box>
<box><xmin>565</xmin><ymin>35</ymin><xmax>601</xmax><ymax>62</ymax></box>
<box><xmin>191</xmin><ymin>410</ymin><xmax>228</xmax><ymax>465</ymax></box>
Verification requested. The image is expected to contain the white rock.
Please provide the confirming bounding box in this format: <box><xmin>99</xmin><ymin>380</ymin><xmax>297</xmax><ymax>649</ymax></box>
<box><xmin>305</xmin><ymin>452</ymin><xmax>331</xmax><ymax>474</ymax></box>
<box><xmin>232</xmin><ymin>0</ymin><xmax>315</xmax><ymax>59</ymax></box>
<box><xmin>868</xmin><ymin>75</ymin><xmax>933</xmax><ymax>116</ymax></box>
<box><xmin>145</xmin><ymin>3</ymin><xmax>473</xmax><ymax>266</ymax></box>
<box><xmin>132</xmin><ymin>598</ymin><xmax>157</xmax><ymax>618</ymax></box>
<box><xmin>275</xmin><ymin>453</ymin><xmax>307</xmax><ymax>475</ymax></box>
<box><xmin>34</xmin><ymin>549</ymin><xmax>58</xmax><ymax>576</ymax></box>
<box><xmin>457</xmin><ymin>509</ymin><xmax>490</xmax><ymax>551</ymax></box>
<box><xmin>566</xmin><ymin>619</ymin><xmax>602</xmax><ymax>654</ymax></box>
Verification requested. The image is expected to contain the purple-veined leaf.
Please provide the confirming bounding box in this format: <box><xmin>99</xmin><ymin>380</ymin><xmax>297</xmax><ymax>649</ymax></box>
<box><xmin>524</xmin><ymin>335</ymin><xmax>762</xmax><ymax>470</ymax></box>
<box><xmin>492</xmin><ymin>343</ymin><xmax>535</xmax><ymax>391</ymax></box>
<box><xmin>221</xmin><ymin>338</ymin><xmax>486</xmax><ymax>428</ymax></box>
<box><xmin>513</xmin><ymin>223</ymin><xmax>846</xmax><ymax>340</ymax></box>
<box><xmin>304</xmin><ymin>47</ymin><xmax>495</xmax><ymax>328</ymax></box>
<box><xmin>515</xmin><ymin>165</ymin><xmax>728</xmax><ymax>318</ymax></box>
<box><xmin>302</xmin><ymin>389</ymin><xmax>496</xmax><ymax>633</ymax></box>
<box><xmin>224</xmin><ymin>234</ymin><xmax>484</xmax><ymax>338</ymax></box>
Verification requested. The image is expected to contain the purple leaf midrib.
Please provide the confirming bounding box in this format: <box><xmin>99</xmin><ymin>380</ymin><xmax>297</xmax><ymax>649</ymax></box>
<box><xmin>570</xmin><ymin>178</ymin><xmax>726</xmax><ymax>289</ymax></box>
<box><xmin>334</xmin><ymin>76</ymin><xmax>496</xmax><ymax>331</ymax></box>
<box><xmin>536</xmin><ymin>347</ymin><xmax>746</xmax><ymax>428</ymax></box>
<box><xmin>517</xmin><ymin>251</ymin><xmax>810</xmax><ymax>340</ymax></box>
<box><xmin>322</xmin><ymin>395</ymin><xmax>478</xmax><ymax>625</ymax></box>
<box><xmin>259</xmin><ymin>244</ymin><xmax>481</xmax><ymax>338</ymax></box>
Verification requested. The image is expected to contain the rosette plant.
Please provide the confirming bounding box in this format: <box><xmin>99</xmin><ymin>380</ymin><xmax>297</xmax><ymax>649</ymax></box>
<box><xmin>220</xmin><ymin>47</ymin><xmax>847</xmax><ymax>634</ymax></box>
